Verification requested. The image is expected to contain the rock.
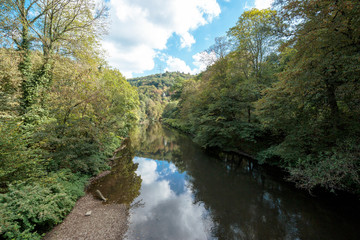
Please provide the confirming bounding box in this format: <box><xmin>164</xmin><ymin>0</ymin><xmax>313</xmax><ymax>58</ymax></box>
<box><xmin>85</xmin><ymin>211</ymin><xmax>92</xmax><ymax>216</ymax></box>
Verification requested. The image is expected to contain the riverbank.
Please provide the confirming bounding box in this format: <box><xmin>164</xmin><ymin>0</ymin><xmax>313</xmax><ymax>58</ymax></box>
<box><xmin>163</xmin><ymin>120</ymin><xmax>360</xmax><ymax>204</ymax></box>
<box><xmin>43</xmin><ymin>194</ymin><xmax>129</xmax><ymax>240</ymax></box>
<box><xmin>43</xmin><ymin>140</ymin><xmax>136</xmax><ymax>240</ymax></box>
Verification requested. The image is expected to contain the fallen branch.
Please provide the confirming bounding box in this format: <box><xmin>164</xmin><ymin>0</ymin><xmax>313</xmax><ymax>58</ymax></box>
<box><xmin>96</xmin><ymin>189</ymin><xmax>107</xmax><ymax>202</ymax></box>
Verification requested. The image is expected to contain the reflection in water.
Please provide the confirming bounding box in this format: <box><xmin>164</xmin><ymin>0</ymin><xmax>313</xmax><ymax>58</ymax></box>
<box><xmin>126</xmin><ymin>123</ymin><xmax>360</xmax><ymax>240</ymax></box>
<box><xmin>88</xmin><ymin>140</ymin><xmax>142</xmax><ymax>205</ymax></box>
<box><xmin>91</xmin><ymin>124</ymin><xmax>360</xmax><ymax>239</ymax></box>
<box><xmin>125</xmin><ymin>157</ymin><xmax>214</xmax><ymax>240</ymax></box>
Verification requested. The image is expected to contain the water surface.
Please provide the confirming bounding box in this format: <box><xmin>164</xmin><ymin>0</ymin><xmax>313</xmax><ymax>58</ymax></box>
<box><xmin>97</xmin><ymin>123</ymin><xmax>360</xmax><ymax>240</ymax></box>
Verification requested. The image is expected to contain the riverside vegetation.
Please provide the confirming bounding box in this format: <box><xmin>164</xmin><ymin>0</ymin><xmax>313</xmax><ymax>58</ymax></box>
<box><xmin>0</xmin><ymin>1</ymin><xmax>138</xmax><ymax>239</ymax></box>
<box><xmin>128</xmin><ymin>72</ymin><xmax>192</xmax><ymax>123</ymax></box>
<box><xmin>163</xmin><ymin>1</ymin><xmax>360</xmax><ymax>196</ymax></box>
<box><xmin>0</xmin><ymin>0</ymin><xmax>359</xmax><ymax>239</ymax></box>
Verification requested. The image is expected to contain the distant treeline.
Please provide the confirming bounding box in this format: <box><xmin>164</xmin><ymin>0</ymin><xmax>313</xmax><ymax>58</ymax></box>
<box><xmin>128</xmin><ymin>72</ymin><xmax>192</xmax><ymax>122</ymax></box>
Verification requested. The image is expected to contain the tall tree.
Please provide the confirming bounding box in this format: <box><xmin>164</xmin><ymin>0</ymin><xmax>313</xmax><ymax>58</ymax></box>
<box><xmin>256</xmin><ymin>0</ymin><xmax>360</xmax><ymax>191</ymax></box>
<box><xmin>226</xmin><ymin>9</ymin><xmax>281</xmax><ymax>124</ymax></box>
<box><xmin>0</xmin><ymin>0</ymin><xmax>48</xmax><ymax>112</ymax></box>
<box><xmin>228</xmin><ymin>8</ymin><xmax>281</xmax><ymax>79</ymax></box>
<box><xmin>279</xmin><ymin>0</ymin><xmax>360</xmax><ymax>130</ymax></box>
<box><xmin>0</xmin><ymin>0</ymin><xmax>107</xmax><ymax>114</ymax></box>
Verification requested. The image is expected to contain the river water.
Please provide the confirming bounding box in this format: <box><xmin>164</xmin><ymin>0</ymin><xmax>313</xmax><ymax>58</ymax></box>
<box><xmin>91</xmin><ymin>123</ymin><xmax>360</xmax><ymax>240</ymax></box>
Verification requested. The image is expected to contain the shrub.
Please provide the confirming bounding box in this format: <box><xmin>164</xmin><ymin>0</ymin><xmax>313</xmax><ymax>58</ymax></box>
<box><xmin>0</xmin><ymin>120</ymin><xmax>46</xmax><ymax>191</ymax></box>
<box><xmin>288</xmin><ymin>139</ymin><xmax>360</xmax><ymax>193</ymax></box>
<box><xmin>0</xmin><ymin>170</ymin><xmax>88</xmax><ymax>240</ymax></box>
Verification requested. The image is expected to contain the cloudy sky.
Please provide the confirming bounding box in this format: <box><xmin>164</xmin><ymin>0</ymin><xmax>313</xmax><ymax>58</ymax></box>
<box><xmin>102</xmin><ymin>0</ymin><xmax>274</xmax><ymax>78</ymax></box>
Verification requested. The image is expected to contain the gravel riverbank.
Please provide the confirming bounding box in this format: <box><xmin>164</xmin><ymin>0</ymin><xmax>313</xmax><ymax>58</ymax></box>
<box><xmin>43</xmin><ymin>193</ymin><xmax>129</xmax><ymax>240</ymax></box>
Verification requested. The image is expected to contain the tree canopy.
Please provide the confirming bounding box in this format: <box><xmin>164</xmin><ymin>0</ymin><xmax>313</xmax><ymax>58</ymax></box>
<box><xmin>163</xmin><ymin>2</ymin><xmax>360</xmax><ymax>195</ymax></box>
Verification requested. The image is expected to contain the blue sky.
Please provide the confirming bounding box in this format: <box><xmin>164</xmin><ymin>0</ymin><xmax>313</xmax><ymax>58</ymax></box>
<box><xmin>101</xmin><ymin>0</ymin><xmax>274</xmax><ymax>78</ymax></box>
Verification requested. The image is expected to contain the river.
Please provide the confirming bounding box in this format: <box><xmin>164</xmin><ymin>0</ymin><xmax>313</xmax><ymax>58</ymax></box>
<box><xmin>90</xmin><ymin>123</ymin><xmax>360</xmax><ymax>240</ymax></box>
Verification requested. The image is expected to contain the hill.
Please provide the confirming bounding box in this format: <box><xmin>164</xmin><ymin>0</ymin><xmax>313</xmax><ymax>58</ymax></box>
<box><xmin>128</xmin><ymin>72</ymin><xmax>193</xmax><ymax>122</ymax></box>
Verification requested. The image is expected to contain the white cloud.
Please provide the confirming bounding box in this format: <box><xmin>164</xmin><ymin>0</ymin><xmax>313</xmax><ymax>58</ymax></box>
<box><xmin>102</xmin><ymin>42</ymin><xmax>156</xmax><ymax>78</ymax></box>
<box><xmin>134</xmin><ymin>157</ymin><xmax>159</xmax><ymax>184</ymax></box>
<box><xmin>169</xmin><ymin>163</ymin><xmax>177</xmax><ymax>173</ymax></box>
<box><xmin>103</xmin><ymin>0</ymin><xmax>221</xmax><ymax>77</ymax></box>
<box><xmin>192</xmin><ymin>51</ymin><xmax>217</xmax><ymax>72</ymax></box>
<box><xmin>179</xmin><ymin>32</ymin><xmax>196</xmax><ymax>48</ymax></box>
<box><xmin>162</xmin><ymin>51</ymin><xmax>217</xmax><ymax>75</ymax></box>
<box><xmin>165</xmin><ymin>56</ymin><xmax>192</xmax><ymax>74</ymax></box>
<box><xmin>255</xmin><ymin>0</ymin><xmax>274</xmax><ymax>9</ymax></box>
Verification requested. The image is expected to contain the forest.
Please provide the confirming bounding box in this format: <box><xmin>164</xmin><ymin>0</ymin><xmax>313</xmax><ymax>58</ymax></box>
<box><xmin>0</xmin><ymin>0</ymin><xmax>359</xmax><ymax>239</ymax></box>
<box><xmin>163</xmin><ymin>1</ymin><xmax>360</xmax><ymax>195</ymax></box>
<box><xmin>0</xmin><ymin>0</ymin><xmax>139</xmax><ymax>239</ymax></box>
<box><xmin>128</xmin><ymin>72</ymin><xmax>192</xmax><ymax>122</ymax></box>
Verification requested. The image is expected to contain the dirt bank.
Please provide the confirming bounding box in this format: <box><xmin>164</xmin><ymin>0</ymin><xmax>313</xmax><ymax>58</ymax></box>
<box><xmin>43</xmin><ymin>193</ymin><xmax>129</xmax><ymax>240</ymax></box>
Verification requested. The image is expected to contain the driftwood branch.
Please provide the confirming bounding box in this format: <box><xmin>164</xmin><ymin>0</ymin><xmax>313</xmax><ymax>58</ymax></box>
<box><xmin>96</xmin><ymin>189</ymin><xmax>107</xmax><ymax>202</ymax></box>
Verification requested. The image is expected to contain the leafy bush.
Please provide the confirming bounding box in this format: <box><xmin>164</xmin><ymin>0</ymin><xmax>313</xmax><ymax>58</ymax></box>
<box><xmin>288</xmin><ymin>139</ymin><xmax>360</xmax><ymax>193</ymax></box>
<box><xmin>0</xmin><ymin>120</ymin><xmax>46</xmax><ymax>191</ymax></box>
<box><xmin>162</xmin><ymin>118</ymin><xmax>192</xmax><ymax>134</ymax></box>
<box><xmin>0</xmin><ymin>170</ymin><xmax>88</xmax><ymax>240</ymax></box>
<box><xmin>162</xmin><ymin>101</ymin><xmax>178</xmax><ymax>119</ymax></box>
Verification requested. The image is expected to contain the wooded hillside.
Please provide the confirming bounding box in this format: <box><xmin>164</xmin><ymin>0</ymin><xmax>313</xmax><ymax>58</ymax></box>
<box><xmin>128</xmin><ymin>72</ymin><xmax>192</xmax><ymax>122</ymax></box>
<box><xmin>163</xmin><ymin>1</ymin><xmax>360</xmax><ymax>195</ymax></box>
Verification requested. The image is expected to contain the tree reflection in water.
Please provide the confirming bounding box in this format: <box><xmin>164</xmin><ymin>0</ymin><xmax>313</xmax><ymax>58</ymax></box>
<box><xmin>88</xmin><ymin>139</ymin><xmax>142</xmax><ymax>205</ymax></box>
<box><xmin>89</xmin><ymin>123</ymin><xmax>360</xmax><ymax>240</ymax></box>
<box><xmin>128</xmin><ymin>123</ymin><xmax>360</xmax><ymax>240</ymax></box>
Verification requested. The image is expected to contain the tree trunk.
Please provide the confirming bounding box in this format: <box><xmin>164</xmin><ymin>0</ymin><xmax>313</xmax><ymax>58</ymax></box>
<box><xmin>326</xmin><ymin>82</ymin><xmax>339</xmax><ymax>128</ymax></box>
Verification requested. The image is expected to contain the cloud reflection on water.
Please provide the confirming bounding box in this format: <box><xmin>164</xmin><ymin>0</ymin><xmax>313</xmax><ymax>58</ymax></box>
<box><xmin>125</xmin><ymin>157</ymin><xmax>214</xmax><ymax>240</ymax></box>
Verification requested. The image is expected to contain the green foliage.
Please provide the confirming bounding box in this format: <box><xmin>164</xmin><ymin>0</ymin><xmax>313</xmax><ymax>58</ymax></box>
<box><xmin>31</xmin><ymin>59</ymin><xmax>140</xmax><ymax>175</ymax></box>
<box><xmin>20</xmin><ymin>50</ymin><xmax>36</xmax><ymax>112</ymax></box>
<box><xmin>0</xmin><ymin>1</ymin><xmax>140</xmax><ymax>238</ymax></box>
<box><xmin>287</xmin><ymin>138</ymin><xmax>360</xmax><ymax>193</ymax></box>
<box><xmin>128</xmin><ymin>72</ymin><xmax>193</xmax><ymax>122</ymax></box>
<box><xmin>0</xmin><ymin>120</ymin><xmax>46</xmax><ymax>192</ymax></box>
<box><xmin>162</xmin><ymin>101</ymin><xmax>178</xmax><ymax>119</ymax></box>
<box><xmin>162</xmin><ymin>118</ymin><xmax>192</xmax><ymax>134</ymax></box>
<box><xmin>128</xmin><ymin>72</ymin><xmax>192</xmax><ymax>88</ymax></box>
<box><xmin>0</xmin><ymin>170</ymin><xmax>89</xmax><ymax>240</ymax></box>
<box><xmin>165</xmin><ymin>2</ymin><xmax>360</xmax><ymax>195</ymax></box>
<box><xmin>228</xmin><ymin>8</ymin><xmax>281</xmax><ymax>78</ymax></box>
<box><xmin>0</xmin><ymin>49</ymin><xmax>22</xmax><ymax>118</ymax></box>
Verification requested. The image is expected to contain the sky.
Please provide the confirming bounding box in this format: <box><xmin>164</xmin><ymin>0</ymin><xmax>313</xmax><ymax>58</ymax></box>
<box><xmin>101</xmin><ymin>0</ymin><xmax>274</xmax><ymax>78</ymax></box>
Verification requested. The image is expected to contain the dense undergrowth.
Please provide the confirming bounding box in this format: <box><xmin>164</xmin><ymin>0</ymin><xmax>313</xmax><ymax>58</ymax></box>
<box><xmin>0</xmin><ymin>170</ymin><xmax>88</xmax><ymax>240</ymax></box>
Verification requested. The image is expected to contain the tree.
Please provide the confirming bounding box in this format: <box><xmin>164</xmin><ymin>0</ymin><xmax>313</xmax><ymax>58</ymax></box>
<box><xmin>0</xmin><ymin>0</ymin><xmax>47</xmax><ymax>112</ymax></box>
<box><xmin>279</xmin><ymin>0</ymin><xmax>359</xmax><ymax>131</ymax></box>
<box><xmin>256</xmin><ymin>0</ymin><xmax>360</xmax><ymax>192</ymax></box>
<box><xmin>228</xmin><ymin>8</ymin><xmax>281</xmax><ymax>79</ymax></box>
<box><xmin>0</xmin><ymin>0</ymin><xmax>107</xmax><ymax>114</ymax></box>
